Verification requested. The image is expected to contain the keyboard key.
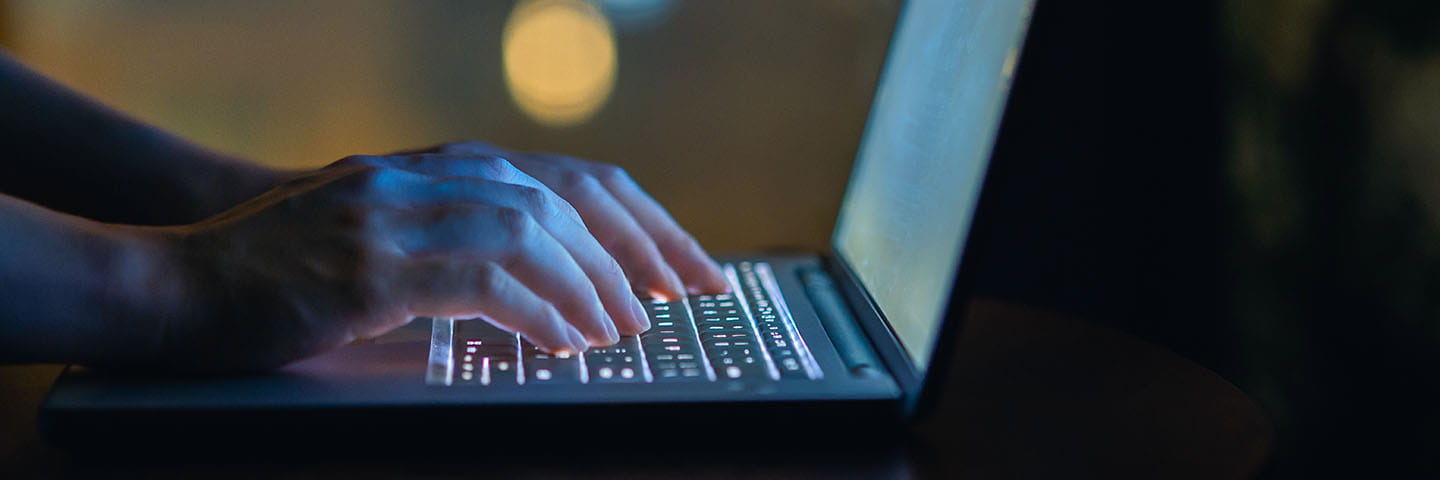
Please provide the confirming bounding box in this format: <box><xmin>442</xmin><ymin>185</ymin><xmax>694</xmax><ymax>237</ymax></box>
<box><xmin>777</xmin><ymin>356</ymin><xmax>808</xmax><ymax>378</ymax></box>
<box><xmin>719</xmin><ymin>363</ymin><xmax>770</xmax><ymax>379</ymax></box>
<box><xmin>437</xmin><ymin>264</ymin><xmax>821</xmax><ymax>386</ymax></box>
<box><xmin>449</xmin><ymin>320</ymin><xmax>523</xmax><ymax>386</ymax></box>
<box><xmin>469</xmin><ymin>350</ymin><xmax>520</xmax><ymax>386</ymax></box>
<box><xmin>523</xmin><ymin>343</ymin><xmax>582</xmax><ymax>383</ymax></box>
<box><xmin>584</xmin><ymin>337</ymin><xmax>645</xmax><ymax>383</ymax></box>
<box><xmin>640</xmin><ymin>300</ymin><xmax>712</xmax><ymax>381</ymax></box>
<box><xmin>734</xmin><ymin>261</ymin><xmax>823</xmax><ymax>380</ymax></box>
<box><xmin>455</xmin><ymin>319</ymin><xmax>517</xmax><ymax>345</ymax></box>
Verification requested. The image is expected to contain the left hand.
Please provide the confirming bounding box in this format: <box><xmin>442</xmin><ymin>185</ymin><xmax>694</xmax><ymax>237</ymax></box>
<box><xmin>397</xmin><ymin>141</ymin><xmax>729</xmax><ymax>300</ymax></box>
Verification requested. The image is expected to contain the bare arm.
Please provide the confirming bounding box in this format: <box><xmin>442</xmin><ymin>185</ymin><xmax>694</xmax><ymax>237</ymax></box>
<box><xmin>0</xmin><ymin>194</ymin><xmax>178</xmax><ymax>365</ymax></box>
<box><xmin>0</xmin><ymin>51</ymin><xmax>281</xmax><ymax>225</ymax></box>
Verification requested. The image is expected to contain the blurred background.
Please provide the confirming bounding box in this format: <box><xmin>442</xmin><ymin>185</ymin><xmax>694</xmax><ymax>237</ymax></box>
<box><xmin>0</xmin><ymin>0</ymin><xmax>896</xmax><ymax>251</ymax></box>
<box><xmin>2</xmin><ymin>0</ymin><xmax>1439</xmax><ymax>477</ymax></box>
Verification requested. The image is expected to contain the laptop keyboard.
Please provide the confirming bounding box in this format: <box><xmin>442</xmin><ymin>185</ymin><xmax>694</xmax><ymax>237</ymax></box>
<box><xmin>430</xmin><ymin>262</ymin><xmax>823</xmax><ymax>386</ymax></box>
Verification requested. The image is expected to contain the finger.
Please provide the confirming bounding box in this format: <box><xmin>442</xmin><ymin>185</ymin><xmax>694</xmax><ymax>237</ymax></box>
<box><xmin>401</xmin><ymin>178</ymin><xmax>649</xmax><ymax>335</ymax></box>
<box><xmin>348</xmin><ymin>153</ymin><xmax>594</xmax><ymax>226</ymax></box>
<box><xmin>399</xmin><ymin>259</ymin><xmax>588</xmax><ymax>354</ymax></box>
<box><xmin>506</xmin><ymin>158</ymin><xmax>688</xmax><ymax>301</ymax></box>
<box><xmin>580</xmin><ymin>162</ymin><xmax>729</xmax><ymax>294</ymax></box>
<box><xmin>331</xmin><ymin>166</ymin><xmax>643</xmax><ymax>335</ymax></box>
<box><xmin>388</xmin><ymin>206</ymin><xmax>618</xmax><ymax>346</ymax></box>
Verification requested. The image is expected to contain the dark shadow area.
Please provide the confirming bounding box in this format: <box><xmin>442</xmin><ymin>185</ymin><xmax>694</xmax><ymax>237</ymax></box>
<box><xmin>974</xmin><ymin>2</ymin><xmax>1226</xmax><ymax>386</ymax></box>
<box><xmin>39</xmin><ymin>429</ymin><xmax>913</xmax><ymax>478</ymax></box>
<box><xmin>1222</xmin><ymin>0</ymin><xmax>1440</xmax><ymax>477</ymax></box>
<box><xmin>971</xmin><ymin>0</ymin><xmax>1440</xmax><ymax>477</ymax></box>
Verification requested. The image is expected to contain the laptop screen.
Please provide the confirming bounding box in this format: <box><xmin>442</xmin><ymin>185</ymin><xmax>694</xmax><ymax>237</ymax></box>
<box><xmin>831</xmin><ymin>0</ymin><xmax>1034</xmax><ymax>370</ymax></box>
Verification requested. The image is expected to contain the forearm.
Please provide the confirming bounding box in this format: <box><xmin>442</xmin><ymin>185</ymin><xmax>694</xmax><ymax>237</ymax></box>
<box><xmin>0</xmin><ymin>51</ymin><xmax>280</xmax><ymax>224</ymax></box>
<box><xmin>0</xmin><ymin>194</ymin><xmax>184</xmax><ymax>366</ymax></box>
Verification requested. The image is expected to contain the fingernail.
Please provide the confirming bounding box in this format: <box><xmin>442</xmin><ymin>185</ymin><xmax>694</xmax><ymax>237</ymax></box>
<box><xmin>600</xmin><ymin>314</ymin><xmax>620</xmax><ymax>345</ymax></box>
<box><xmin>566</xmin><ymin>326</ymin><xmax>589</xmax><ymax>352</ymax></box>
<box><xmin>630</xmin><ymin>297</ymin><xmax>651</xmax><ymax>332</ymax></box>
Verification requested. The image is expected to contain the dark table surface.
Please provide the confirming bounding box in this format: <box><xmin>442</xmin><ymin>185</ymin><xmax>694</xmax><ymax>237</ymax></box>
<box><xmin>0</xmin><ymin>298</ymin><xmax>1272</xmax><ymax>478</ymax></box>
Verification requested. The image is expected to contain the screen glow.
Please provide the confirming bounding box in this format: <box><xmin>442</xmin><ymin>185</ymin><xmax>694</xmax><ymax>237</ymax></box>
<box><xmin>833</xmin><ymin>0</ymin><xmax>1033</xmax><ymax>369</ymax></box>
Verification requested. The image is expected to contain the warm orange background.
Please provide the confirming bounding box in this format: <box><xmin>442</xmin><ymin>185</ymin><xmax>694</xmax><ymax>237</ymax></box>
<box><xmin>0</xmin><ymin>0</ymin><xmax>897</xmax><ymax>251</ymax></box>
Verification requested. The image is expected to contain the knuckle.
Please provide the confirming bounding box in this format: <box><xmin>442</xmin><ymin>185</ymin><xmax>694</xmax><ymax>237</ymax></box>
<box><xmin>494</xmin><ymin>206</ymin><xmax>538</xmax><ymax>243</ymax></box>
<box><xmin>473</xmin><ymin>261</ymin><xmax>507</xmax><ymax>299</ymax></box>
<box><xmin>601</xmin><ymin>257</ymin><xmax>627</xmax><ymax>281</ymax></box>
<box><xmin>592</xmin><ymin>164</ymin><xmax>631</xmax><ymax>185</ymax></box>
<box><xmin>513</xmin><ymin>185</ymin><xmax>572</xmax><ymax>221</ymax></box>
<box><xmin>556</xmin><ymin>169</ymin><xmax>601</xmax><ymax>193</ymax></box>
<box><xmin>512</xmin><ymin>184</ymin><xmax>551</xmax><ymax>212</ymax></box>
<box><xmin>479</xmin><ymin>156</ymin><xmax>520</xmax><ymax>179</ymax></box>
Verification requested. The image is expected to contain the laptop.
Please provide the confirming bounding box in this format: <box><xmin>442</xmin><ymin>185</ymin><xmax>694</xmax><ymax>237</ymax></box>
<box><xmin>41</xmin><ymin>0</ymin><xmax>1037</xmax><ymax>446</ymax></box>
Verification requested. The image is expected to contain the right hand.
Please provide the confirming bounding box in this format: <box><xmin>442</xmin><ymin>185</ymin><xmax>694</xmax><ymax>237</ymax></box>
<box><xmin>163</xmin><ymin>155</ymin><xmax>648</xmax><ymax>371</ymax></box>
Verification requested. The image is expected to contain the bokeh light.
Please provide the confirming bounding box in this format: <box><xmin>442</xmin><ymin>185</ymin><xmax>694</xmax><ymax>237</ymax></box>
<box><xmin>502</xmin><ymin>0</ymin><xmax>618</xmax><ymax>127</ymax></box>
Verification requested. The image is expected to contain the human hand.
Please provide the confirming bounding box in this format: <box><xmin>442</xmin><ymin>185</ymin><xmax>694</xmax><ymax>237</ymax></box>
<box><xmin>165</xmin><ymin>155</ymin><xmax>650</xmax><ymax>370</ymax></box>
<box><xmin>399</xmin><ymin>141</ymin><xmax>729</xmax><ymax>300</ymax></box>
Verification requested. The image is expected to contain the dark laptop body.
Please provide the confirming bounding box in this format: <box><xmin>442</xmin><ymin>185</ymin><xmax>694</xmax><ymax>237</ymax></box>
<box><xmin>40</xmin><ymin>0</ymin><xmax>1037</xmax><ymax>447</ymax></box>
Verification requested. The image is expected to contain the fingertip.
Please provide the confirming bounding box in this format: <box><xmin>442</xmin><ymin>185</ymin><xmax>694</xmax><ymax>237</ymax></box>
<box><xmin>592</xmin><ymin>313</ymin><xmax>620</xmax><ymax>346</ymax></box>
<box><xmin>621</xmin><ymin>296</ymin><xmax>651</xmax><ymax>335</ymax></box>
<box><xmin>692</xmin><ymin>267</ymin><xmax>732</xmax><ymax>294</ymax></box>
<box><xmin>565</xmin><ymin>325</ymin><xmax>590</xmax><ymax>353</ymax></box>
<box><xmin>683</xmin><ymin>273</ymin><xmax>730</xmax><ymax>295</ymax></box>
<box><xmin>632</xmin><ymin>296</ymin><xmax>652</xmax><ymax>331</ymax></box>
<box><xmin>670</xmin><ymin>251</ymin><xmax>728</xmax><ymax>295</ymax></box>
<box><xmin>639</xmin><ymin>272</ymin><xmax>686</xmax><ymax>302</ymax></box>
<box><xmin>646</xmin><ymin>288</ymin><xmax>683</xmax><ymax>303</ymax></box>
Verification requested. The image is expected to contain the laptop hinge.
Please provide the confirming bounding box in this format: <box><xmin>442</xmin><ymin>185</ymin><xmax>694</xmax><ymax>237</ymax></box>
<box><xmin>798</xmin><ymin>267</ymin><xmax>883</xmax><ymax>379</ymax></box>
<box><xmin>820</xmin><ymin>255</ymin><xmax>926</xmax><ymax>408</ymax></box>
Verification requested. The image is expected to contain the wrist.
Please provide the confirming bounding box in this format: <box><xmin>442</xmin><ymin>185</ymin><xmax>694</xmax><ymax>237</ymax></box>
<box><xmin>121</xmin><ymin>123</ymin><xmax>287</xmax><ymax>221</ymax></box>
<box><xmin>180</xmin><ymin>152</ymin><xmax>288</xmax><ymax>220</ymax></box>
<box><xmin>85</xmin><ymin>223</ymin><xmax>193</xmax><ymax>367</ymax></box>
